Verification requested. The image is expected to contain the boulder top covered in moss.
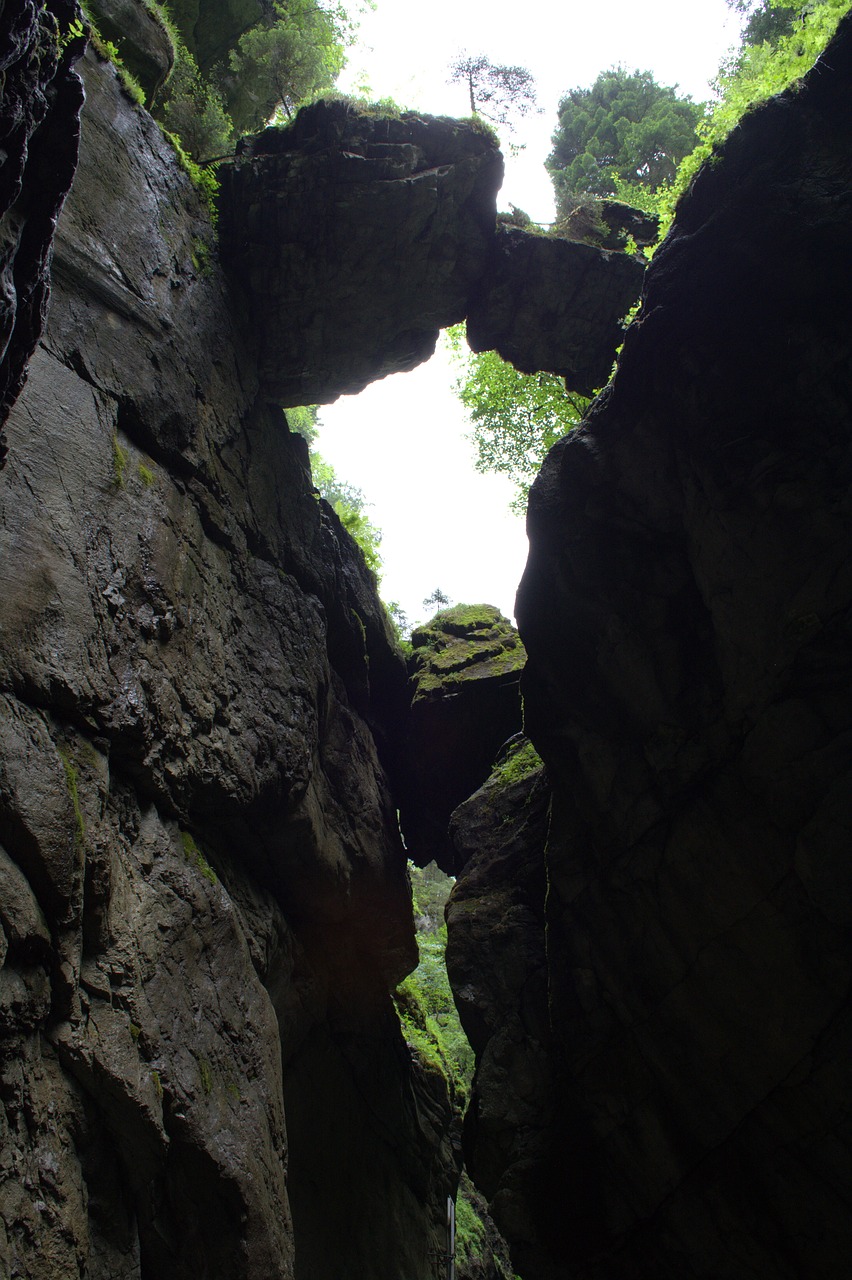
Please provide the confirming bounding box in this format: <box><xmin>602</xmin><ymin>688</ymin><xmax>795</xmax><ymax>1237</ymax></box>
<box><xmin>409</xmin><ymin>604</ymin><xmax>526</xmax><ymax>703</ymax></box>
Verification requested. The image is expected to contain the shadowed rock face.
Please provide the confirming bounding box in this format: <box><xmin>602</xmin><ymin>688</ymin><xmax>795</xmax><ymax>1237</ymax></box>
<box><xmin>0</xmin><ymin>49</ymin><xmax>456</xmax><ymax>1280</ymax></box>
<box><xmin>220</xmin><ymin>102</ymin><xmax>505</xmax><ymax>406</ymax></box>
<box><xmin>219</xmin><ymin>100</ymin><xmax>644</xmax><ymax>406</ymax></box>
<box><xmin>451</xmin><ymin>14</ymin><xmax>852</xmax><ymax>1280</ymax></box>
<box><xmin>86</xmin><ymin>0</ymin><xmax>175</xmax><ymax>98</ymax></box>
<box><xmin>0</xmin><ymin>0</ymin><xmax>84</xmax><ymax>466</ymax></box>
<box><xmin>445</xmin><ymin>742</ymin><xmax>561</xmax><ymax>1280</ymax></box>
<box><xmin>467</xmin><ymin>223</ymin><xmax>644</xmax><ymax>398</ymax></box>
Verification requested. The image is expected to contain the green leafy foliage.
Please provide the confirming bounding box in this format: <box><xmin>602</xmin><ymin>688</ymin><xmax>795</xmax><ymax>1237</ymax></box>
<box><xmin>287</xmin><ymin>404</ymin><xmax>320</xmax><ymax>444</ymax></box>
<box><xmin>219</xmin><ymin>0</ymin><xmax>349</xmax><ymax>132</ymax></box>
<box><xmin>396</xmin><ymin>862</ymin><xmax>474</xmax><ymax>1098</ymax></box>
<box><xmin>447</xmin><ymin>326</ymin><xmax>589</xmax><ymax>513</ymax></box>
<box><xmin>156</xmin><ymin>39</ymin><xmax>233</xmax><ymax>163</ymax></box>
<box><xmin>546</xmin><ymin>67</ymin><xmax>704</xmax><ymax>217</ymax></box>
<box><xmin>310</xmin><ymin>452</ymin><xmax>382</xmax><ymax>576</ymax></box>
<box><xmin>728</xmin><ymin>0</ymin><xmax>802</xmax><ymax>47</ymax></box>
<box><xmin>661</xmin><ymin>0</ymin><xmax>852</xmax><ymax>229</ymax></box>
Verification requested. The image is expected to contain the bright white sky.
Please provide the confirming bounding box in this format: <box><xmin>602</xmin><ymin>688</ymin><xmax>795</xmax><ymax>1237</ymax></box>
<box><xmin>315</xmin><ymin>0</ymin><xmax>742</xmax><ymax>629</ymax></box>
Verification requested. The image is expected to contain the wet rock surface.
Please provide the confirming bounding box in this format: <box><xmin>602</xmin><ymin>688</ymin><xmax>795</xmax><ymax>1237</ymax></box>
<box><xmin>86</xmin><ymin>0</ymin><xmax>176</xmax><ymax>99</ymax></box>
<box><xmin>459</xmin><ymin>14</ymin><xmax>852</xmax><ymax>1279</ymax></box>
<box><xmin>0</xmin><ymin>49</ymin><xmax>454</xmax><ymax>1280</ymax></box>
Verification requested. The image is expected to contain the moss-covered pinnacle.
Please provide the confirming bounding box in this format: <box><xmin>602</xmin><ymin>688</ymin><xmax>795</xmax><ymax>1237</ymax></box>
<box><xmin>398</xmin><ymin>605</ymin><xmax>527</xmax><ymax>872</ymax></box>
<box><xmin>409</xmin><ymin>604</ymin><xmax>526</xmax><ymax>704</ymax></box>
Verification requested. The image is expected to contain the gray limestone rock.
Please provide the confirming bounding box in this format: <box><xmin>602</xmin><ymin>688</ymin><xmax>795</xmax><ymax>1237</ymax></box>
<box><xmin>0</xmin><ymin>0</ymin><xmax>84</xmax><ymax>465</ymax></box>
<box><xmin>85</xmin><ymin>0</ymin><xmax>175</xmax><ymax>99</ymax></box>
<box><xmin>489</xmin><ymin>14</ymin><xmax>852</xmax><ymax>1279</ymax></box>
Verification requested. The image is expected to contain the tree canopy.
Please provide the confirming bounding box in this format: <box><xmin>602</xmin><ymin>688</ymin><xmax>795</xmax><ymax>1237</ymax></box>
<box><xmin>546</xmin><ymin>67</ymin><xmax>704</xmax><ymax>217</ymax></box>
<box><xmin>219</xmin><ymin>0</ymin><xmax>348</xmax><ymax>133</ymax></box>
<box><xmin>447</xmin><ymin>53</ymin><xmax>539</xmax><ymax>128</ymax></box>
<box><xmin>447</xmin><ymin>330</ymin><xmax>588</xmax><ymax>514</ymax></box>
<box><xmin>727</xmin><ymin>0</ymin><xmax>802</xmax><ymax>48</ymax></box>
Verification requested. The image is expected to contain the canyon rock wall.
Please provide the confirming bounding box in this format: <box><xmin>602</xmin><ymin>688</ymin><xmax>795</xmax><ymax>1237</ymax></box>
<box><xmin>452</xmin><ymin>14</ymin><xmax>852</xmax><ymax>1280</ymax></box>
<box><xmin>0</xmin><ymin>0</ymin><xmax>84</xmax><ymax>465</ymax></box>
<box><xmin>0</xmin><ymin>48</ymin><xmax>457</xmax><ymax>1280</ymax></box>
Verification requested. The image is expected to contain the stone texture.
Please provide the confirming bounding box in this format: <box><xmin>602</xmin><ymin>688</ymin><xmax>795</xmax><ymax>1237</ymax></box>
<box><xmin>0</xmin><ymin>0</ymin><xmax>84</xmax><ymax>466</ymax></box>
<box><xmin>446</xmin><ymin>740</ymin><xmax>558</xmax><ymax>1280</ymax></box>
<box><xmin>398</xmin><ymin>605</ymin><xmax>526</xmax><ymax>873</ymax></box>
<box><xmin>0</xmin><ymin>48</ymin><xmax>455</xmax><ymax>1280</ymax></box>
<box><xmin>219</xmin><ymin>100</ymin><xmax>644</xmax><ymax>408</ymax></box>
<box><xmin>220</xmin><ymin>101</ymin><xmax>504</xmax><ymax>406</ymax></box>
<box><xmin>466</xmin><ymin>222</ymin><xmax>645</xmax><ymax>396</ymax></box>
<box><xmin>476</xmin><ymin>14</ymin><xmax>852</xmax><ymax>1279</ymax></box>
<box><xmin>86</xmin><ymin>0</ymin><xmax>175</xmax><ymax>100</ymax></box>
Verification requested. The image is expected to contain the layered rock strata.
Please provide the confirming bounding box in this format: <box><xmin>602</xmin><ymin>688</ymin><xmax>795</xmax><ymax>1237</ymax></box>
<box><xmin>451</xmin><ymin>14</ymin><xmax>852</xmax><ymax>1280</ymax></box>
<box><xmin>0</xmin><ymin>48</ymin><xmax>456</xmax><ymax>1280</ymax></box>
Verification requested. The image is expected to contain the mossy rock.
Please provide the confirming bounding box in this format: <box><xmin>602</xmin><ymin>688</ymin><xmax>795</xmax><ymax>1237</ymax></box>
<box><xmin>410</xmin><ymin>605</ymin><xmax>526</xmax><ymax>705</ymax></box>
<box><xmin>398</xmin><ymin>606</ymin><xmax>527</xmax><ymax>871</ymax></box>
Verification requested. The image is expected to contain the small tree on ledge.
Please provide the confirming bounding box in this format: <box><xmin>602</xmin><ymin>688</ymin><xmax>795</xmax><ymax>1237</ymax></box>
<box><xmin>447</xmin><ymin>53</ymin><xmax>539</xmax><ymax>129</ymax></box>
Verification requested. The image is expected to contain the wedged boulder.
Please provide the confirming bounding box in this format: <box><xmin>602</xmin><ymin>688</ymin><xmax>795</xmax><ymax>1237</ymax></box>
<box><xmin>466</xmin><ymin>222</ymin><xmax>644</xmax><ymax>397</ymax></box>
<box><xmin>0</xmin><ymin>0</ymin><xmax>84</xmax><ymax>465</ymax></box>
<box><xmin>398</xmin><ymin>605</ymin><xmax>526</xmax><ymax>873</ymax></box>
<box><xmin>494</xmin><ymin>13</ymin><xmax>852</xmax><ymax>1279</ymax></box>
<box><xmin>219</xmin><ymin>101</ymin><xmax>504</xmax><ymax>406</ymax></box>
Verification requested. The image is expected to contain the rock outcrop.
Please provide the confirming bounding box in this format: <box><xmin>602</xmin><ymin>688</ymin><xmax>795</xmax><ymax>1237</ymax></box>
<box><xmin>0</xmin><ymin>47</ymin><xmax>455</xmax><ymax>1280</ymax></box>
<box><xmin>0</xmin><ymin>0</ymin><xmax>84</xmax><ymax>465</ymax></box>
<box><xmin>446</xmin><ymin>740</ymin><xmax>557</xmax><ymax>1280</ymax></box>
<box><xmin>398</xmin><ymin>605</ymin><xmax>526</xmax><ymax>873</ymax></box>
<box><xmin>451</xmin><ymin>14</ymin><xmax>852</xmax><ymax>1280</ymax></box>
<box><xmin>86</xmin><ymin>0</ymin><xmax>175</xmax><ymax>99</ymax></box>
<box><xmin>220</xmin><ymin>103</ymin><xmax>504</xmax><ymax>406</ymax></box>
<box><xmin>219</xmin><ymin>101</ymin><xmax>643</xmax><ymax>405</ymax></box>
<box><xmin>466</xmin><ymin>223</ymin><xmax>644</xmax><ymax>398</ymax></box>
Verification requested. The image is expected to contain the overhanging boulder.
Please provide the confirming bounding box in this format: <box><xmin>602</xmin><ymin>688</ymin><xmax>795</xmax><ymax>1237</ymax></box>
<box><xmin>220</xmin><ymin>101</ymin><xmax>504</xmax><ymax>406</ymax></box>
<box><xmin>219</xmin><ymin>101</ymin><xmax>645</xmax><ymax>406</ymax></box>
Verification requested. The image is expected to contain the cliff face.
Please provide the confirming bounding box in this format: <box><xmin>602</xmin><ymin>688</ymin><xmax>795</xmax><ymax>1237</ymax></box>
<box><xmin>0</xmin><ymin>0</ymin><xmax>84</xmax><ymax>464</ymax></box>
<box><xmin>0</xmin><ymin>48</ymin><xmax>456</xmax><ymax>1280</ymax></box>
<box><xmin>3</xmin><ymin>4</ymin><xmax>852</xmax><ymax>1278</ymax></box>
<box><xmin>453</xmin><ymin>15</ymin><xmax>852</xmax><ymax>1280</ymax></box>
